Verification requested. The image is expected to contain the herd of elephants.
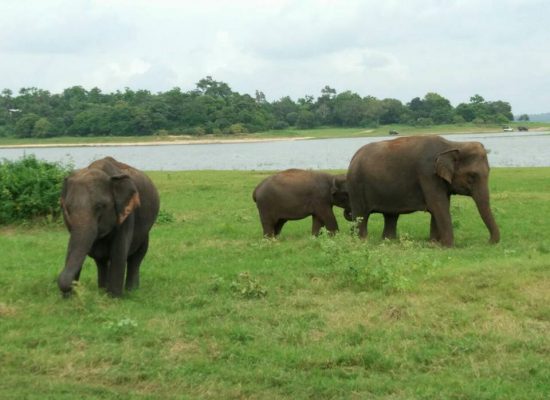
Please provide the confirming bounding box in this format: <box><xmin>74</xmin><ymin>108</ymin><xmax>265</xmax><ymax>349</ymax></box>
<box><xmin>57</xmin><ymin>135</ymin><xmax>500</xmax><ymax>297</ymax></box>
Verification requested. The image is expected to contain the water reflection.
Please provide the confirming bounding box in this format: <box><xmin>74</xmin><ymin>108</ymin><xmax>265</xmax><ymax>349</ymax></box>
<box><xmin>1</xmin><ymin>131</ymin><xmax>549</xmax><ymax>170</ymax></box>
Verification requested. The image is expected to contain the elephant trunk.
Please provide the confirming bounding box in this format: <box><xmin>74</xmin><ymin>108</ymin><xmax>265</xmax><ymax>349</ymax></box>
<box><xmin>472</xmin><ymin>184</ymin><xmax>500</xmax><ymax>244</ymax></box>
<box><xmin>58</xmin><ymin>224</ymin><xmax>97</xmax><ymax>294</ymax></box>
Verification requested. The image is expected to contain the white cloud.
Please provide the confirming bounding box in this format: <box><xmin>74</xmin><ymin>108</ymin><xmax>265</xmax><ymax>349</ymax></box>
<box><xmin>0</xmin><ymin>1</ymin><xmax>133</xmax><ymax>54</ymax></box>
<box><xmin>0</xmin><ymin>0</ymin><xmax>549</xmax><ymax>113</ymax></box>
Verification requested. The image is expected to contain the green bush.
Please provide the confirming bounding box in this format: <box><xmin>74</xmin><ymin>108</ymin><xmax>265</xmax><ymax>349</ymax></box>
<box><xmin>225</xmin><ymin>123</ymin><xmax>248</xmax><ymax>135</ymax></box>
<box><xmin>0</xmin><ymin>155</ymin><xmax>72</xmax><ymax>224</ymax></box>
<box><xmin>230</xmin><ymin>272</ymin><xmax>268</xmax><ymax>299</ymax></box>
<box><xmin>273</xmin><ymin>120</ymin><xmax>289</xmax><ymax>130</ymax></box>
<box><xmin>315</xmin><ymin>230</ymin><xmax>431</xmax><ymax>293</ymax></box>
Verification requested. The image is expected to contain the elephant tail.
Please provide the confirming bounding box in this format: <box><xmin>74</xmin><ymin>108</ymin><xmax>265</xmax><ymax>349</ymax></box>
<box><xmin>252</xmin><ymin>187</ymin><xmax>258</xmax><ymax>203</ymax></box>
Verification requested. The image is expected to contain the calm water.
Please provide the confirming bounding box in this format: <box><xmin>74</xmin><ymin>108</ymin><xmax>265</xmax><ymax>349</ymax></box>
<box><xmin>1</xmin><ymin>132</ymin><xmax>549</xmax><ymax>170</ymax></box>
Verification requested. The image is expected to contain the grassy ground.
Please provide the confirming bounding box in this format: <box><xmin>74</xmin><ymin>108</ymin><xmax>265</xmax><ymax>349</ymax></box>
<box><xmin>0</xmin><ymin>168</ymin><xmax>549</xmax><ymax>399</ymax></box>
<box><xmin>1</xmin><ymin>122</ymin><xmax>549</xmax><ymax>146</ymax></box>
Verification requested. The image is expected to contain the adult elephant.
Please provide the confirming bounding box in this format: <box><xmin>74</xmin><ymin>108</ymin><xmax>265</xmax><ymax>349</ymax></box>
<box><xmin>347</xmin><ymin>135</ymin><xmax>500</xmax><ymax>247</ymax></box>
<box><xmin>58</xmin><ymin>157</ymin><xmax>160</xmax><ymax>297</ymax></box>
<box><xmin>253</xmin><ymin>169</ymin><xmax>352</xmax><ymax>237</ymax></box>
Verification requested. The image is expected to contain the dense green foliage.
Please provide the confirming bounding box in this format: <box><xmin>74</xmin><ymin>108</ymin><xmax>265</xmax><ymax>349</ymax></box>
<box><xmin>1</xmin><ymin>168</ymin><xmax>549</xmax><ymax>399</ymax></box>
<box><xmin>0</xmin><ymin>78</ymin><xmax>514</xmax><ymax>138</ymax></box>
<box><xmin>0</xmin><ymin>156</ymin><xmax>71</xmax><ymax>224</ymax></box>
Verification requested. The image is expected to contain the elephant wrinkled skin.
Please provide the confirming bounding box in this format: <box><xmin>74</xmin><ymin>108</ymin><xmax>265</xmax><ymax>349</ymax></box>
<box><xmin>347</xmin><ymin>135</ymin><xmax>500</xmax><ymax>247</ymax></box>
<box><xmin>253</xmin><ymin>169</ymin><xmax>352</xmax><ymax>237</ymax></box>
<box><xmin>58</xmin><ymin>157</ymin><xmax>160</xmax><ymax>297</ymax></box>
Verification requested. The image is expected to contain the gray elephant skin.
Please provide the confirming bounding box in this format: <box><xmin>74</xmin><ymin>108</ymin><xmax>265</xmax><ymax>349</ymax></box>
<box><xmin>58</xmin><ymin>157</ymin><xmax>160</xmax><ymax>297</ymax></box>
<box><xmin>253</xmin><ymin>169</ymin><xmax>352</xmax><ymax>237</ymax></box>
<box><xmin>347</xmin><ymin>135</ymin><xmax>500</xmax><ymax>247</ymax></box>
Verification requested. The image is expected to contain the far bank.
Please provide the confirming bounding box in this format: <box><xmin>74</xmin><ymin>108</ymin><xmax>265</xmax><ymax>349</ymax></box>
<box><xmin>1</xmin><ymin>123</ymin><xmax>549</xmax><ymax>148</ymax></box>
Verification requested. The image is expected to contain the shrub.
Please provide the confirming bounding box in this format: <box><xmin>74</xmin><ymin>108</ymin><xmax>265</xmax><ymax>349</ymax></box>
<box><xmin>296</xmin><ymin>110</ymin><xmax>317</xmax><ymax>129</ymax></box>
<box><xmin>153</xmin><ymin>129</ymin><xmax>170</xmax><ymax>137</ymax></box>
<box><xmin>315</xmin><ymin>230</ymin><xmax>430</xmax><ymax>293</ymax></box>
<box><xmin>0</xmin><ymin>126</ymin><xmax>10</xmax><ymax>137</ymax></box>
<box><xmin>452</xmin><ymin>115</ymin><xmax>466</xmax><ymax>124</ymax></box>
<box><xmin>14</xmin><ymin>113</ymin><xmax>40</xmax><ymax>138</ymax></box>
<box><xmin>33</xmin><ymin>117</ymin><xmax>54</xmax><ymax>138</ymax></box>
<box><xmin>415</xmin><ymin>117</ymin><xmax>434</xmax><ymax>127</ymax></box>
<box><xmin>226</xmin><ymin>123</ymin><xmax>248</xmax><ymax>135</ymax></box>
<box><xmin>180</xmin><ymin>127</ymin><xmax>205</xmax><ymax>136</ymax></box>
<box><xmin>273</xmin><ymin>120</ymin><xmax>289</xmax><ymax>130</ymax></box>
<box><xmin>230</xmin><ymin>272</ymin><xmax>267</xmax><ymax>299</ymax></box>
<box><xmin>0</xmin><ymin>155</ymin><xmax>72</xmax><ymax>224</ymax></box>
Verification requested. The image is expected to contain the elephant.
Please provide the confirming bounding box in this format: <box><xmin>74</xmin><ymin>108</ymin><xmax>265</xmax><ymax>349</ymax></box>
<box><xmin>252</xmin><ymin>169</ymin><xmax>352</xmax><ymax>237</ymax></box>
<box><xmin>57</xmin><ymin>157</ymin><xmax>160</xmax><ymax>297</ymax></box>
<box><xmin>347</xmin><ymin>135</ymin><xmax>500</xmax><ymax>247</ymax></box>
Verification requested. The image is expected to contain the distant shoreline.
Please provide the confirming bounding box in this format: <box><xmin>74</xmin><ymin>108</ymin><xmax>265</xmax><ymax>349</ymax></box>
<box><xmin>1</xmin><ymin>126</ymin><xmax>548</xmax><ymax>149</ymax></box>
<box><xmin>0</xmin><ymin>136</ymin><xmax>314</xmax><ymax>149</ymax></box>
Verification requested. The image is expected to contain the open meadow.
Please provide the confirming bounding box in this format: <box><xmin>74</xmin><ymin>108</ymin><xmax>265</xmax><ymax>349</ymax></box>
<box><xmin>0</xmin><ymin>167</ymin><xmax>549</xmax><ymax>399</ymax></box>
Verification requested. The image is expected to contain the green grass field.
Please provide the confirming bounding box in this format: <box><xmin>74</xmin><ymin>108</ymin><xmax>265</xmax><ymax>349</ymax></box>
<box><xmin>1</xmin><ymin>168</ymin><xmax>549</xmax><ymax>399</ymax></box>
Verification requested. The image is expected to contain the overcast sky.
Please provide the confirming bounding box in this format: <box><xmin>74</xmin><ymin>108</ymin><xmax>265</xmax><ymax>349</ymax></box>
<box><xmin>1</xmin><ymin>0</ymin><xmax>549</xmax><ymax>114</ymax></box>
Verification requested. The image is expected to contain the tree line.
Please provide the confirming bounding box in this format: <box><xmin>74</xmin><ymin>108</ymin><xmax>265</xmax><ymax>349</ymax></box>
<box><xmin>0</xmin><ymin>76</ymin><xmax>515</xmax><ymax>138</ymax></box>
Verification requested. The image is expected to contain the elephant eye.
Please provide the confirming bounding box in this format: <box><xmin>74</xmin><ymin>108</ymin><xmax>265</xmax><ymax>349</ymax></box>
<box><xmin>467</xmin><ymin>172</ymin><xmax>477</xmax><ymax>183</ymax></box>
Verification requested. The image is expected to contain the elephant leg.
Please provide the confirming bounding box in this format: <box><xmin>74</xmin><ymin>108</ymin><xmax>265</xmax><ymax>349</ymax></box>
<box><xmin>107</xmin><ymin>226</ymin><xmax>133</xmax><ymax>297</ymax></box>
<box><xmin>260</xmin><ymin>215</ymin><xmax>276</xmax><ymax>237</ymax></box>
<box><xmin>94</xmin><ymin>258</ymin><xmax>109</xmax><ymax>289</ymax></box>
<box><xmin>126</xmin><ymin>237</ymin><xmax>149</xmax><ymax>291</ymax></box>
<box><xmin>311</xmin><ymin>215</ymin><xmax>325</xmax><ymax>235</ymax></box>
<box><xmin>317</xmin><ymin>208</ymin><xmax>339</xmax><ymax>235</ymax></box>
<box><xmin>420</xmin><ymin>178</ymin><xmax>453</xmax><ymax>247</ymax></box>
<box><xmin>427</xmin><ymin>197</ymin><xmax>453</xmax><ymax>247</ymax></box>
<box><xmin>274</xmin><ymin>219</ymin><xmax>286</xmax><ymax>236</ymax></box>
<box><xmin>356</xmin><ymin>214</ymin><xmax>370</xmax><ymax>239</ymax></box>
<box><xmin>429</xmin><ymin>214</ymin><xmax>440</xmax><ymax>242</ymax></box>
<box><xmin>382</xmin><ymin>213</ymin><xmax>399</xmax><ymax>239</ymax></box>
<box><xmin>107</xmin><ymin>261</ymin><xmax>126</xmax><ymax>297</ymax></box>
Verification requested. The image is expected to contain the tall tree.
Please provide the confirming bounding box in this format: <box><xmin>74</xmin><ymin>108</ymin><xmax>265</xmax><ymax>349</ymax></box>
<box><xmin>333</xmin><ymin>91</ymin><xmax>365</xmax><ymax>126</ymax></box>
<box><xmin>195</xmin><ymin>76</ymin><xmax>233</xmax><ymax>99</ymax></box>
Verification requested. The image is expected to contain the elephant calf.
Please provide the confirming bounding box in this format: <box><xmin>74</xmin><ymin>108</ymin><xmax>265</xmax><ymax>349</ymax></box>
<box><xmin>58</xmin><ymin>157</ymin><xmax>160</xmax><ymax>297</ymax></box>
<box><xmin>253</xmin><ymin>169</ymin><xmax>352</xmax><ymax>237</ymax></box>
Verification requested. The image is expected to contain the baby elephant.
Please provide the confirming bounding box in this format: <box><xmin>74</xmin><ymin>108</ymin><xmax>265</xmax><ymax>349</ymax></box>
<box><xmin>253</xmin><ymin>169</ymin><xmax>352</xmax><ymax>237</ymax></box>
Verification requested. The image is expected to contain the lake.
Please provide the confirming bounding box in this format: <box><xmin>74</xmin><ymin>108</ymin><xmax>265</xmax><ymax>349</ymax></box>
<box><xmin>1</xmin><ymin>131</ymin><xmax>549</xmax><ymax>170</ymax></box>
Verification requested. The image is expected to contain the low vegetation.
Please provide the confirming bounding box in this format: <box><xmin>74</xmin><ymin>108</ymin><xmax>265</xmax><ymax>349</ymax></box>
<box><xmin>0</xmin><ymin>168</ymin><xmax>549</xmax><ymax>399</ymax></box>
<box><xmin>0</xmin><ymin>156</ymin><xmax>71</xmax><ymax>224</ymax></box>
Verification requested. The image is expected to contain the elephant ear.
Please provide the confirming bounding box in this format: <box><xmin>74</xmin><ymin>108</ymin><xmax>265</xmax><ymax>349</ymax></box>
<box><xmin>111</xmin><ymin>174</ymin><xmax>141</xmax><ymax>225</ymax></box>
<box><xmin>435</xmin><ymin>149</ymin><xmax>459</xmax><ymax>184</ymax></box>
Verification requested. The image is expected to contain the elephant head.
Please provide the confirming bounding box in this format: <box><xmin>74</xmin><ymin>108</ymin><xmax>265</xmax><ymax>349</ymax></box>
<box><xmin>435</xmin><ymin>141</ymin><xmax>500</xmax><ymax>244</ymax></box>
<box><xmin>57</xmin><ymin>167</ymin><xmax>140</xmax><ymax>294</ymax></box>
<box><xmin>331</xmin><ymin>174</ymin><xmax>353</xmax><ymax>221</ymax></box>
